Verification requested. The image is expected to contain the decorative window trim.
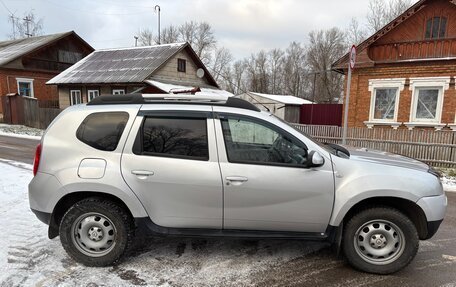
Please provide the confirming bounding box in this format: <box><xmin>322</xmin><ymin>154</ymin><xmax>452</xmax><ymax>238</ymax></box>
<box><xmin>16</xmin><ymin>78</ymin><xmax>34</xmax><ymax>98</ymax></box>
<box><xmin>406</xmin><ymin>77</ymin><xmax>449</xmax><ymax>129</ymax></box>
<box><xmin>366</xmin><ymin>78</ymin><xmax>405</xmax><ymax>128</ymax></box>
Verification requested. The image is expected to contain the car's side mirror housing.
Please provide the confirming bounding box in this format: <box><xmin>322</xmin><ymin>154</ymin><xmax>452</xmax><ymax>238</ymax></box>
<box><xmin>307</xmin><ymin>151</ymin><xmax>325</xmax><ymax>167</ymax></box>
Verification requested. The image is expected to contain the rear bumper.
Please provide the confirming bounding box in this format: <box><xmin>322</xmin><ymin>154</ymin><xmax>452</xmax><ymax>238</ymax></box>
<box><xmin>31</xmin><ymin>208</ymin><xmax>51</xmax><ymax>225</ymax></box>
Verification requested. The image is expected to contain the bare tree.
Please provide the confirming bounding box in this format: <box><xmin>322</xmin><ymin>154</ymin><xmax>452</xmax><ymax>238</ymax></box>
<box><xmin>221</xmin><ymin>60</ymin><xmax>246</xmax><ymax>95</ymax></box>
<box><xmin>306</xmin><ymin>28</ymin><xmax>346</xmax><ymax>103</ymax></box>
<box><xmin>283</xmin><ymin>42</ymin><xmax>306</xmax><ymax>97</ymax></box>
<box><xmin>158</xmin><ymin>25</ymin><xmax>179</xmax><ymax>44</ymax></box>
<box><xmin>177</xmin><ymin>21</ymin><xmax>216</xmax><ymax>64</ymax></box>
<box><xmin>210</xmin><ymin>47</ymin><xmax>233</xmax><ymax>82</ymax></box>
<box><xmin>138</xmin><ymin>28</ymin><xmax>154</xmax><ymax>46</ymax></box>
<box><xmin>8</xmin><ymin>11</ymin><xmax>44</xmax><ymax>39</ymax></box>
<box><xmin>268</xmin><ymin>49</ymin><xmax>285</xmax><ymax>94</ymax></box>
<box><xmin>367</xmin><ymin>0</ymin><xmax>412</xmax><ymax>33</ymax></box>
<box><xmin>346</xmin><ymin>18</ymin><xmax>367</xmax><ymax>45</ymax></box>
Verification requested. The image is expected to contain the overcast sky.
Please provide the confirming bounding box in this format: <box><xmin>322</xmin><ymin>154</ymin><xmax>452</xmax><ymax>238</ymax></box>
<box><xmin>0</xmin><ymin>0</ymin><xmax>413</xmax><ymax>59</ymax></box>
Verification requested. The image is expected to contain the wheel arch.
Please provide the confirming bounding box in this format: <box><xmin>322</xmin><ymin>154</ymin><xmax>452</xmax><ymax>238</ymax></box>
<box><xmin>339</xmin><ymin>197</ymin><xmax>429</xmax><ymax>240</ymax></box>
<box><xmin>48</xmin><ymin>191</ymin><xmax>136</xmax><ymax>239</ymax></box>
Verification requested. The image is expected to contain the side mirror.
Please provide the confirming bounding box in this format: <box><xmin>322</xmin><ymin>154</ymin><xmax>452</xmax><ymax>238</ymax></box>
<box><xmin>308</xmin><ymin>151</ymin><xmax>325</xmax><ymax>167</ymax></box>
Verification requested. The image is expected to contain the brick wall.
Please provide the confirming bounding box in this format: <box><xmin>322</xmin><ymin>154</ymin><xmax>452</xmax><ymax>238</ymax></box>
<box><xmin>343</xmin><ymin>60</ymin><xmax>456</xmax><ymax>128</ymax></box>
<box><xmin>0</xmin><ymin>69</ymin><xmax>59</xmax><ymax>113</ymax></box>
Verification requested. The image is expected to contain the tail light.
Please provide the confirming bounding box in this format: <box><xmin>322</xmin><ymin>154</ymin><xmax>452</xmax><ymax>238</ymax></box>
<box><xmin>33</xmin><ymin>143</ymin><xmax>42</xmax><ymax>176</ymax></box>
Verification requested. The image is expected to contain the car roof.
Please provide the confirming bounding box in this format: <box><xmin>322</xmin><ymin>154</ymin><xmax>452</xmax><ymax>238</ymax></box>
<box><xmin>86</xmin><ymin>93</ymin><xmax>261</xmax><ymax>112</ymax></box>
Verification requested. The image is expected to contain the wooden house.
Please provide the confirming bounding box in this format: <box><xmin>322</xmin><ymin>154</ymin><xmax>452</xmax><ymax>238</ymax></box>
<box><xmin>0</xmin><ymin>31</ymin><xmax>94</xmax><ymax>114</ymax></box>
<box><xmin>333</xmin><ymin>0</ymin><xmax>456</xmax><ymax>130</ymax></box>
<box><xmin>47</xmin><ymin>42</ymin><xmax>225</xmax><ymax>108</ymax></box>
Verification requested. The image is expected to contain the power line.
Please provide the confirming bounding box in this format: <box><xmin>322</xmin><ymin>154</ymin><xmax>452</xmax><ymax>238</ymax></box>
<box><xmin>0</xmin><ymin>0</ymin><xmax>13</xmax><ymax>15</ymax></box>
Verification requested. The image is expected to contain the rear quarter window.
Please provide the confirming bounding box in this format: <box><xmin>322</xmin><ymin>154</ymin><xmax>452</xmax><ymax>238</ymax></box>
<box><xmin>76</xmin><ymin>112</ymin><xmax>129</xmax><ymax>151</ymax></box>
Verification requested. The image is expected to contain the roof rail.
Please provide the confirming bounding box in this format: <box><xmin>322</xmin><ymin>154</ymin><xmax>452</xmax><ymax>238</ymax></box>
<box><xmin>86</xmin><ymin>93</ymin><xmax>261</xmax><ymax>112</ymax></box>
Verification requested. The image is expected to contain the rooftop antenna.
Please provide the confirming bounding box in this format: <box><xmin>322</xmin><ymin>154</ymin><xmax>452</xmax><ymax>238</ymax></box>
<box><xmin>154</xmin><ymin>5</ymin><xmax>161</xmax><ymax>44</ymax></box>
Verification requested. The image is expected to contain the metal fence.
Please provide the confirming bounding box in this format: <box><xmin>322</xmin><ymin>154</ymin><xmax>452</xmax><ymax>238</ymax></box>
<box><xmin>292</xmin><ymin>124</ymin><xmax>456</xmax><ymax>168</ymax></box>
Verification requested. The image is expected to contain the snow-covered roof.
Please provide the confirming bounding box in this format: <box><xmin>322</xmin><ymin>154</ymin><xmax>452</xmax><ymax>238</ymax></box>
<box><xmin>247</xmin><ymin>92</ymin><xmax>312</xmax><ymax>105</ymax></box>
<box><xmin>145</xmin><ymin>79</ymin><xmax>234</xmax><ymax>97</ymax></box>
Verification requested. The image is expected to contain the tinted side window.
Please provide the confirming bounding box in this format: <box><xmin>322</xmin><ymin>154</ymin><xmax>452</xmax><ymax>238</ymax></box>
<box><xmin>221</xmin><ymin>117</ymin><xmax>308</xmax><ymax>166</ymax></box>
<box><xmin>139</xmin><ymin>117</ymin><xmax>209</xmax><ymax>161</ymax></box>
<box><xmin>76</xmin><ymin>112</ymin><xmax>129</xmax><ymax>151</ymax></box>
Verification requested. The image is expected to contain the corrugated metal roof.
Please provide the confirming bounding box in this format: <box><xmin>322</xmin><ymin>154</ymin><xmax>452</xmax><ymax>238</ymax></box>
<box><xmin>47</xmin><ymin>42</ymin><xmax>188</xmax><ymax>84</ymax></box>
<box><xmin>0</xmin><ymin>32</ymin><xmax>74</xmax><ymax>67</ymax></box>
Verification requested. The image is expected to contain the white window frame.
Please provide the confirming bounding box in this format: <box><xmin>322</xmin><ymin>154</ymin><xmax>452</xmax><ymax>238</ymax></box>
<box><xmin>87</xmin><ymin>89</ymin><xmax>99</xmax><ymax>101</ymax></box>
<box><xmin>405</xmin><ymin>77</ymin><xmax>449</xmax><ymax>130</ymax></box>
<box><xmin>70</xmin><ymin>90</ymin><xmax>82</xmax><ymax>105</ymax></box>
<box><xmin>16</xmin><ymin>78</ymin><xmax>34</xmax><ymax>98</ymax></box>
<box><xmin>112</xmin><ymin>89</ymin><xmax>125</xmax><ymax>95</ymax></box>
<box><xmin>365</xmin><ymin>78</ymin><xmax>405</xmax><ymax>129</ymax></box>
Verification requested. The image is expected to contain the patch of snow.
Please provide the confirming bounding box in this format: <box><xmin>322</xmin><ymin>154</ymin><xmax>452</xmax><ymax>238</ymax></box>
<box><xmin>442</xmin><ymin>176</ymin><xmax>456</xmax><ymax>193</ymax></box>
<box><xmin>145</xmin><ymin>79</ymin><xmax>235</xmax><ymax>98</ymax></box>
<box><xmin>248</xmin><ymin>92</ymin><xmax>313</xmax><ymax>105</ymax></box>
<box><xmin>0</xmin><ymin>124</ymin><xmax>43</xmax><ymax>140</ymax></box>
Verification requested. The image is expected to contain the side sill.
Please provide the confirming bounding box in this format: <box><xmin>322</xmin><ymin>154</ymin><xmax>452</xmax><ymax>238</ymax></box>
<box><xmin>135</xmin><ymin>217</ymin><xmax>333</xmax><ymax>240</ymax></box>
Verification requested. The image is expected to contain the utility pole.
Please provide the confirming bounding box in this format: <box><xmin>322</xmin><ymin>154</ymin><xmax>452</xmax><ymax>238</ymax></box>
<box><xmin>23</xmin><ymin>15</ymin><xmax>32</xmax><ymax>37</ymax></box>
<box><xmin>155</xmin><ymin>5</ymin><xmax>161</xmax><ymax>44</ymax></box>
<box><xmin>134</xmin><ymin>36</ymin><xmax>138</xmax><ymax>47</ymax></box>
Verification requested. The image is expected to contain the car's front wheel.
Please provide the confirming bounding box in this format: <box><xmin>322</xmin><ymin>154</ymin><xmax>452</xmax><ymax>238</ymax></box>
<box><xmin>343</xmin><ymin>207</ymin><xmax>419</xmax><ymax>274</ymax></box>
<box><xmin>59</xmin><ymin>197</ymin><xmax>134</xmax><ymax>266</ymax></box>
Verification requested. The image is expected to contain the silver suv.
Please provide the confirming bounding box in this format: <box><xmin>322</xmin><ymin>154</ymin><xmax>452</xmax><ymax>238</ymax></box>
<box><xmin>29</xmin><ymin>94</ymin><xmax>447</xmax><ymax>274</ymax></box>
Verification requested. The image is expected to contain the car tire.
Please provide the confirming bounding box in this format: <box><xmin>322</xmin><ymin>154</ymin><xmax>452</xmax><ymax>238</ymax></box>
<box><xmin>59</xmin><ymin>197</ymin><xmax>134</xmax><ymax>267</ymax></box>
<box><xmin>342</xmin><ymin>207</ymin><xmax>419</xmax><ymax>274</ymax></box>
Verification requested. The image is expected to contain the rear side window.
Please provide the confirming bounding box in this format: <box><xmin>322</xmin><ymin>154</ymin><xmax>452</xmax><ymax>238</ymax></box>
<box><xmin>135</xmin><ymin>117</ymin><xmax>209</xmax><ymax>161</ymax></box>
<box><xmin>76</xmin><ymin>112</ymin><xmax>129</xmax><ymax>151</ymax></box>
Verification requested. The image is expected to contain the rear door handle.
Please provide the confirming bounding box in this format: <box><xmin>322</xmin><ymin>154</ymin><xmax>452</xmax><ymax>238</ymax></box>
<box><xmin>131</xmin><ymin>170</ymin><xmax>154</xmax><ymax>177</ymax></box>
<box><xmin>226</xmin><ymin>176</ymin><xmax>248</xmax><ymax>186</ymax></box>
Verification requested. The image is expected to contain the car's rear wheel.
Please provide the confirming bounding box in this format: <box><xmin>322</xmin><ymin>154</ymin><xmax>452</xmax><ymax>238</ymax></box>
<box><xmin>59</xmin><ymin>197</ymin><xmax>134</xmax><ymax>266</ymax></box>
<box><xmin>342</xmin><ymin>207</ymin><xmax>419</xmax><ymax>274</ymax></box>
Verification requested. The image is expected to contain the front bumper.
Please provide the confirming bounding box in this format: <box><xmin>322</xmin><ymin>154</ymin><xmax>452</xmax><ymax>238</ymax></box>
<box><xmin>417</xmin><ymin>193</ymin><xmax>447</xmax><ymax>239</ymax></box>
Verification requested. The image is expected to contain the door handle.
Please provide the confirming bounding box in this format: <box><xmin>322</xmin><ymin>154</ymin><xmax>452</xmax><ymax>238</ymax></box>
<box><xmin>131</xmin><ymin>170</ymin><xmax>154</xmax><ymax>177</ymax></box>
<box><xmin>225</xmin><ymin>176</ymin><xmax>248</xmax><ymax>186</ymax></box>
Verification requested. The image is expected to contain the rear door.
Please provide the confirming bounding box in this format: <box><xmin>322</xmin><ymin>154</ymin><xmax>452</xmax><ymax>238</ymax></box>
<box><xmin>214</xmin><ymin>111</ymin><xmax>334</xmax><ymax>233</ymax></box>
<box><xmin>121</xmin><ymin>106</ymin><xmax>223</xmax><ymax>229</ymax></box>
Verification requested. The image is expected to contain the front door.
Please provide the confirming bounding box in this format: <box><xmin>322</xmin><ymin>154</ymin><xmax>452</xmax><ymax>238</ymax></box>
<box><xmin>121</xmin><ymin>111</ymin><xmax>223</xmax><ymax>229</ymax></box>
<box><xmin>215</xmin><ymin>113</ymin><xmax>334</xmax><ymax>233</ymax></box>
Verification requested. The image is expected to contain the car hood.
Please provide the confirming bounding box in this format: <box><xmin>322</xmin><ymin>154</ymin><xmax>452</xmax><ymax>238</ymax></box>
<box><xmin>345</xmin><ymin>146</ymin><xmax>429</xmax><ymax>172</ymax></box>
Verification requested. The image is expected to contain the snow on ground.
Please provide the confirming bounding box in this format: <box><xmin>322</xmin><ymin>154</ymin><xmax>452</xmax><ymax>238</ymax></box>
<box><xmin>0</xmin><ymin>161</ymin><xmax>326</xmax><ymax>286</ymax></box>
<box><xmin>0</xmin><ymin>124</ymin><xmax>43</xmax><ymax>140</ymax></box>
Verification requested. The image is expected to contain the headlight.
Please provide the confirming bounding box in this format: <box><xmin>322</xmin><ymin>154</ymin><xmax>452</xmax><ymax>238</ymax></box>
<box><xmin>428</xmin><ymin>166</ymin><xmax>442</xmax><ymax>178</ymax></box>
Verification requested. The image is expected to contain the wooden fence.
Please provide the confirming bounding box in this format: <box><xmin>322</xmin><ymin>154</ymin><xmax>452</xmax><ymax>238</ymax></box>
<box><xmin>292</xmin><ymin>124</ymin><xmax>456</xmax><ymax>168</ymax></box>
<box><xmin>2</xmin><ymin>94</ymin><xmax>61</xmax><ymax>129</ymax></box>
